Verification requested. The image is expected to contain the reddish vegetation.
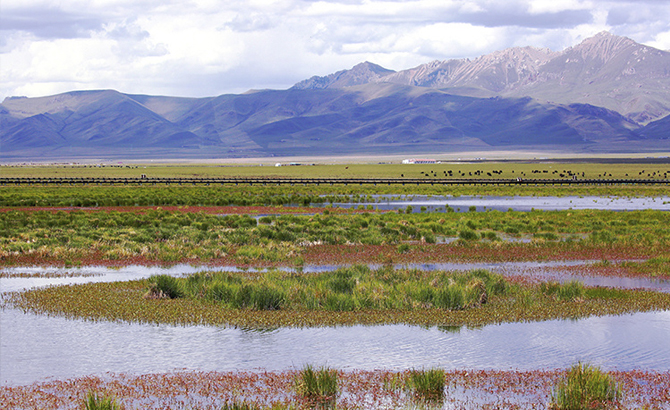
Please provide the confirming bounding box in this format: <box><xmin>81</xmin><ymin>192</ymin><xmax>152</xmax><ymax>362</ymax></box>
<box><xmin>1</xmin><ymin>369</ymin><xmax>667</xmax><ymax>409</ymax></box>
<box><xmin>544</xmin><ymin>263</ymin><xmax>670</xmax><ymax>280</ymax></box>
<box><xmin>0</xmin><ymin>205</ymin><xmax>353</xmax><ymax>215</ymax></box>
<box><xmin>302</xmin><ymin>243</ymin><xmax>666</xmax><ymax>265</ymax></box>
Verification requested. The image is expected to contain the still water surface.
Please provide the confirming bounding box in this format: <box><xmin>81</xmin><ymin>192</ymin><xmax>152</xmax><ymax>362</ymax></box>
<box><xmin>321</xmin><ymin>195</ymin><xmax>670</xmax><ymax>212</ymax></box>
<box><xmin>2</xmin><ymin>264</ymin><xmax>669</xmax><ymax>386</ymax></box>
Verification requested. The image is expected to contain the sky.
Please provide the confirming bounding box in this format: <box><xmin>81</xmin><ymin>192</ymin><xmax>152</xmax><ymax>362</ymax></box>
<box><xmin>2</xmin><ymin>0</ymin><xmax>670</xmax><ymax>101</ymax></box>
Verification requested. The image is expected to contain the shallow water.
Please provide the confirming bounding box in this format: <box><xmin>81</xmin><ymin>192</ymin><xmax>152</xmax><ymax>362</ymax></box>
<box><xmin>2</xmin><ymin>307</ymin><xmax>669</xmax><ymax>387</ymax></box>
<box><xmin>1</xmin><ymin>264</ymin><xmax>669</xmax><ymax>387</ymax></box>
<box><xmin>320</xmin><ymin>195</ymin><xmax>670</xmax><ymax>212</ymax></box>
<box><xmin>3</xmin><ymin>261</ymin><xmax>667</xmax><ymax>294</ymax></box>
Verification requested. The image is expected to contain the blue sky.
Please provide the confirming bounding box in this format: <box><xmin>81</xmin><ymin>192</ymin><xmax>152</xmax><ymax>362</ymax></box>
<box><xmin>2</xmin><ymin>0</ymin><xmax>670</xmax><ymax>100</ymax></box>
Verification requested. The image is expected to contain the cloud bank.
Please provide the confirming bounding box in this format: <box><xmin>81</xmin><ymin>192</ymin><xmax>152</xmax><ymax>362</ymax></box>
<box><xmin>2</xmin><ymin>0</ymin><xmax>669</xmax><ymax>100</ymax></box>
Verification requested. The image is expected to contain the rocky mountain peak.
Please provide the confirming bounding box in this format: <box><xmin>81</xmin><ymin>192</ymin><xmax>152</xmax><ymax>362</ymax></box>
<box><xmin>291</xmin><ymin>61</ymin><xmax>395</xmax><ymax>90</ymax></box>
<box><xmin>567</xmin><ymin>31</ymin><xmax>640</xmax><ymax>63</ymax></box>
<box><xmin>293</xmin><ymin>32</ymin><xmax>670</xmax><ymax>123</ymax></box>
<box><xmin>474</xmin><ymin>45</ymin><xmax>557</xmax><ymax>64</ymax></box>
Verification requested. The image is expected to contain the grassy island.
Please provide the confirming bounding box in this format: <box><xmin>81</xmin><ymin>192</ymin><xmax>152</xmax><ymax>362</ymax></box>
<box><xmin>7</xmin><ymin>266</ymin><xmax>670</xmax><ymax>328</ymax></box>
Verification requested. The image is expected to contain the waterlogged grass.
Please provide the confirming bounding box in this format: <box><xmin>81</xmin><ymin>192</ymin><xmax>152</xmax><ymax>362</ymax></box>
<box><xmin>294</xmin><ymin>365</ymin><xmax>338</xmax><ymax>408</ymax></box>
<box><xmin>84</xmin><ymin>392</ymin><xmax>124</xmax><ymax>410</ymax></box>
<box><xmin>8</xmin><ymin>267</ymin><xmax>670</xmax><ymax>328</ymax></box>
<box><xmin>405</xmin><ymin>369</ymin><xmax>445</xmax><ymax>403</ymax></box>
<box><xmin>222</xmin><ymin>403</ymin><xmax>295</xmax><ymax>410</ymax></box>
<box><xmin>1</xmin><ymin>208</ymin><xmax>668</xmax><ymax>266</ymax></box>
<box><xmin>3</xmin><ymin>368</ymin><xmax>667</xmax><ymax>410</ymax></box>
<box><xmin>621</xmin><ymin>257</ymin><xmax>670</xmax><ymax>278</ymax></box>
<box><xmin>550</xmin><ymin>362</ymin><xmax>622</xmax><ymax>410</ymax></box>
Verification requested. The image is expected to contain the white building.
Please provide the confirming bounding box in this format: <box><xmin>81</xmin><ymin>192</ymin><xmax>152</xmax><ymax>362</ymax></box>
<box><xmin>402</xmin><ymin>158</ymin><xmax>437</xmax><ymax>164</ymax></box>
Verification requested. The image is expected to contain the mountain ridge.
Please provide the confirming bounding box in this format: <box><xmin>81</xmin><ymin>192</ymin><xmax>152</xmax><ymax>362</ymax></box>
<box><xmin>1</xmin><ymin>32</ymin><xmax>669</xmax><ymax>161</ymax></box>
<box><xmin>294</xmin><ymin>32</ymin><xmax>670</xmax><ymax>125</ymax></box>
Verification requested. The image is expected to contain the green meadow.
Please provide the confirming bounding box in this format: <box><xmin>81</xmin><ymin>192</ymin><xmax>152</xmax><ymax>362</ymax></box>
<box><xmin>2</xmin><ymin>161</ymin><xmax>669</xmax><ymax>180</ymax></box>
<box><xmin>1</xmin><ymin>208</ymin><xmax>668</xmax><ymax>265</ymax></box>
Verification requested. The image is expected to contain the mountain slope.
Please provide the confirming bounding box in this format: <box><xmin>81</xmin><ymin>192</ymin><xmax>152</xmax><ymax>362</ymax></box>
<box><xmin>295</xmin><ymin>32</ymin><xmax>670</xmax><ymax>125</ymax></box>
<box><xmin>0</xmin><ymin>90</ymin><xmax>215</xmax><ymax>151</ymax></box>
<box><xmin>0</xmin><ymin>85</ymin><xmax>648</xmax><ymax>160</ymax></box>
<box><xmin>506</xmin><ymin>32</ymin><xmax>670</xmax><ymax>124</ymax></box>
<box><xmin>638</xmin><ymin>114</ymin><xmax>670</xmax><ymax>140</ymax></box>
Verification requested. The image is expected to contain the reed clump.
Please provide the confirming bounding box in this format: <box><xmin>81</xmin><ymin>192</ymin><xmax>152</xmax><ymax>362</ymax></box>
<box><xmin>145</xmin><ymin>274</ymin><xmax>184</xmax><ymax>299</ymax></box>
<box><xmin>550</xmin><ymin>362</ymin><xmax>622</xmax><ymax>410</ymax></box>
<box><xmin>83</xmin><ymin>392</ymin><xmax>123</xmax><ymax>410</ymax></box>
<box><xmin>294</xmin><ymin>365</ymin><xmax>338</xmax><ymax>408</ymax></box>
<box><xmin>405</xmin><ymin>368</ymin><xmax>445</xmax><ymax>403</ymax></box>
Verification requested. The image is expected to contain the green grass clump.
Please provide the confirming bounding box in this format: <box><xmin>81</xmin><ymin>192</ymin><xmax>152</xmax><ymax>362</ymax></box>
<box><xmin>146</xmin><ymin>274</ymin><xmax>184</xmax><ymax>299</ymax></box>
<box><xmin>405</xmin><ymin>368</ymin><xmax>445</xmax><ymax>402</ymax></box>
<box><xmin>146</xmin><ymin>267</ymin><xmax>504</xmax><ymax>312</ymax></box>
<box><xmin>458</xmin><ymin>229</ymin><xmax>479</xmax><ymax>241</ymax></box>
<box><xmin>540</xmin><ymin>281</ymin><xmax>585</xmax><ymax>301</ymax></box>
<box><xmin>294</xmin><ymin>365</ymin><xmax>338</xmax><ymax>406</ymax></box>
<box><xmin>83</xmin><ymin>392</ymin><xmax>123</xmax><ymax>410</ymax></box>
<box><xmin>550</xmin><ymin>362</ymin><xmax>622</xmax><ymax>410</ymax></box>
<box><xmin>221</xmin><ymin>402</ymin><xmax>260</xmax><ymax>410</ymax></box>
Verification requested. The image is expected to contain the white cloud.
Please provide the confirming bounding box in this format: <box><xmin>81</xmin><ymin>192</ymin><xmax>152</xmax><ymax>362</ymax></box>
<box><xmin>527</xmin><ymin>0</ymin><xmax>592</xmax><ymax>14</ymax></box>
<box><xmin>1</xmin><ymin>0</ymin><xmax>669</xmax><ymax>100</ymax></box>
<box><xmin>395</xmin><ymin>23</ymin><xmax>507</xmax><ymax>58</ymax></box>
<box><xmin>649</xmin><ymin>31</ymin><xmax>670</xmax><ymax>50</ymax></box>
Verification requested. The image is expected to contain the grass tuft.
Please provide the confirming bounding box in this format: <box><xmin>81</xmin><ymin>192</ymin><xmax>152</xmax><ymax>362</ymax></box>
<box><xmin>550</xmin><ymin>362</ymin><xmax>622</xmax><ymax>410</ymax></box>
<box><xmin>294</xmin><ymin>365</ymin><xmax>338</xmax><ymax>407</ymax></box>
<box><xmin>145</xmin><ymin>274</ymin><xmax>184</xmax><ymax>299</ymax></box>
<box><xmin>221</xmin><ymin>402</ymin><xmax>260</xmax><ymax>410</ymax></box>
<box><xmin>405</xmin><ymin>368</ymin><xmax>445</xmax><ymax>403</ymax></box>
<box><xmin>83</xmin><ymin>392</ymin><xmax>123</xmax><ymax>410</ymax></box>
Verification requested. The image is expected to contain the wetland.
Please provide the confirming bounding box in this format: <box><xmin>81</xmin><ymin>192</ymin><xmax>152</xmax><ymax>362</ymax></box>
<box><xmin>1</xmin><ymin>162</ymin><xmax>669</xmax><ymax>409</ymax></box>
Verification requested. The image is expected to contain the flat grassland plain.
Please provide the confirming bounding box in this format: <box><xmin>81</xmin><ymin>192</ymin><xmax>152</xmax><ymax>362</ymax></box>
<box><xmin>1</xmin><ymin>159</ymin><xmax>669</xmax><ymax>409</ymax></box>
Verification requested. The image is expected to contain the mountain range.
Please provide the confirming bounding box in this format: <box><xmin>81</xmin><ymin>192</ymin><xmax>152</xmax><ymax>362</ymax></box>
<box><xmin>1</xmin><ymin>31</ymin><xmax>668</xmax><ymax>161</ymax></box>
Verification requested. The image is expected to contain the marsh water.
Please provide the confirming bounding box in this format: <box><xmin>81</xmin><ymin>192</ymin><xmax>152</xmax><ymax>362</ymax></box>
<box><xmin>2</xmin><ymin>263</ymin><xmax>670</xmax><ymax>386</ymax></box>
<box><xmin>319</xmin><ymin>195</ymin><xmax>670</xmax><ymax>212</ymax></box>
